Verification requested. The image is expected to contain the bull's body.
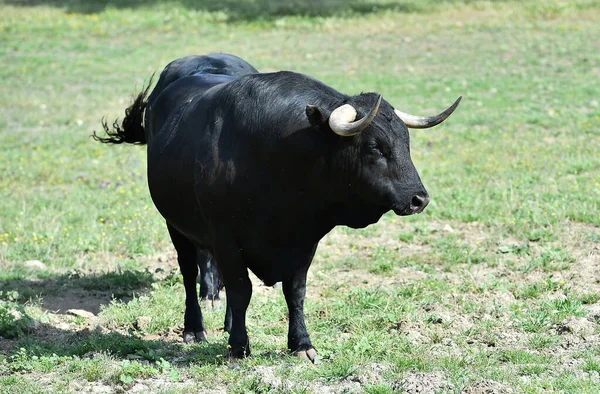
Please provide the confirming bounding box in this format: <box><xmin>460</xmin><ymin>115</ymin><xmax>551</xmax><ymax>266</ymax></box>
<box><xmin>148</xmin><ymin>71</ymin><xmax>369</xmax><ymax>283</ymax></box>
<box><xmin>96</xmin><ymin>53</ymin><xmax>460</xmax><ymax>359</ymax></box>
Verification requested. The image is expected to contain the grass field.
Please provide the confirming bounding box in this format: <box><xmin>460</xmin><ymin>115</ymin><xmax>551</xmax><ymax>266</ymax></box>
<box><xmin>1</xmin><ymin>0</ymin><xmax>599</xmax><ymax>392</ymax></box>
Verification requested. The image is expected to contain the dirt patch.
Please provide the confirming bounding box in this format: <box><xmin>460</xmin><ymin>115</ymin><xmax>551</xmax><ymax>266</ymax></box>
<box><xmin>248</xmin><ymin>363</ymin><xmax>393</xmax><ymax>393</ymax></box>
<box><xmin>464</xmin><ymin>379</ymin><xmax>514</xmax><ymax>394</ymax></box>
<box><xmin>0</xmin><ymin>337</ymin><xmax>16</xmax><ymax>354</ymax></box>
<box><xmin>251</xmin><ymin>365</ymin><xmax>297</xmax><ymax>391</ymax></box>
<box><xmin>67</xmin><ymin>378</ymin><xmax>218</xmax><ymax>394</ymax></box>
<box><xmin>560</xmin><ymin>222</ymin><xmax>600</xmax><ymax>293</ymax></box>
<box><xmin>554</xmin><ymin>317</ymin><xmax>596</xmax><ymax>336</ymax></box>
<box><xmin>393</xmin><ymin>371</ymin><xmax>454</xmax><ymax>393</ymax></box>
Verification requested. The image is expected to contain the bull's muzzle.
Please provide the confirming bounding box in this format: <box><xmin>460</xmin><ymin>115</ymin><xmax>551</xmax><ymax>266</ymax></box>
<box><xmin>393</xmin><ymin>191</ymin><xmax>430</xmax><ymax>216</ymax></box>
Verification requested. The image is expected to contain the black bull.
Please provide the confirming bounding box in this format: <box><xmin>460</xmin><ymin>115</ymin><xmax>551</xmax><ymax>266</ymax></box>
<box><xmin>94</xmin><ymin>53</ymin><xmax>461</xmax><ymax>361</ymax></box>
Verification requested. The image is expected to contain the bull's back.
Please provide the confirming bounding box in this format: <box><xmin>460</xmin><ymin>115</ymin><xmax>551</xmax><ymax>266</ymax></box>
<box><xmin>147</xmin><ymin>53</ymin><xmax>258</xmax><ymax>108</ymax></box>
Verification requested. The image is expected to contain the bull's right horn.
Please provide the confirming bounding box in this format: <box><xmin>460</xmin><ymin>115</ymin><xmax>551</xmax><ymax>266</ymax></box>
<box><xmin>394</xmin><ymin>96</ymin><xmax>462</xmax><ymax>129</ymax></box>
<box><xmin>329</xmin><ymin>95</ymin><xmax>382</xmax><ymax>137</ymax></box>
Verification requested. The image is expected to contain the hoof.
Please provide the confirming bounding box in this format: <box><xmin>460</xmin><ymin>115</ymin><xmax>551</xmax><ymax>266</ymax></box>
<box><xmin>183</xmin><ymin>330</ymin><xmax>208</xmax><ymax>344</ymax></box>
<box><xmin>228</xmin><ymin>345</ymin><xmax>251</xmax><ymax>359</ymax></box>
<box><xmin>295</xmin><ymin>348</ymin><xmax>317</xmax><ymax>363</ymax></box>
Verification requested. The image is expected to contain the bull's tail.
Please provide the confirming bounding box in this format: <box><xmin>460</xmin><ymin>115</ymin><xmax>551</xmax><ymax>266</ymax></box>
<box><xmin>92</xmin><ymin>75</ymin><xmax>154</xmax><ymax>145</ymax></box>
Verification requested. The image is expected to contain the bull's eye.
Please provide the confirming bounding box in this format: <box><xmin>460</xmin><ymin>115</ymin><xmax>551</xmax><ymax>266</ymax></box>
<box><xmin>369</xmin><ymin>145</ymin><xmax>384</xmax><ymax>157</ymax></box>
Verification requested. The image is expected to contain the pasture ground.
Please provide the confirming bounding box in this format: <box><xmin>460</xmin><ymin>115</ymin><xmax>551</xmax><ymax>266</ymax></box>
<box><xmin>1</xmin><ymin>0</ymin><xmax>599</xmax><ymax>392</ymax></box>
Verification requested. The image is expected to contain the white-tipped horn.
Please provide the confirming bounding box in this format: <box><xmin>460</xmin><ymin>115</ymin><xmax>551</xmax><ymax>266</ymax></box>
<box><xmin>394</xmin><ymin>96</ymin><xmax>462</xmax><ymax>129</ymax></box>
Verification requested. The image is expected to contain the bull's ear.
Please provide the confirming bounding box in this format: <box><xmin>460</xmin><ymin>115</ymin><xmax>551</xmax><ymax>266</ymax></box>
<box><xmin>306</xmin><ymin>105</ymin><xmax>329</xmax><ymax>127</ymax></box>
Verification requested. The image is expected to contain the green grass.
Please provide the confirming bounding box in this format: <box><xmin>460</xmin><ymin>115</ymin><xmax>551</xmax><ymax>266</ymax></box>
<box><xmin>1</xmin><ymin>0</ymin><xmax>600</xmax><ymax>392</ymax></box>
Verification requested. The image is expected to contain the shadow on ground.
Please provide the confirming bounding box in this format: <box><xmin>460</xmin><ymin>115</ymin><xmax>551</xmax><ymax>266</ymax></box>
<box><xmin>4</xmin><ymin>0</ymin><xmax>488</xmax><ymax>19</ymax></box>
<box><xmin>0</xmin><ymin>322</ymin><xmax>227</xmax><ymax>365</ymax></box>
<box><xmin>0</xmin><ymin>269</ymin><xmax>155</xmax><ymax>315</ymax></box>
<box><xmin>0</xmin><ymin>268</ymin><xmax>227</xmax><ymax>366</ymax></box>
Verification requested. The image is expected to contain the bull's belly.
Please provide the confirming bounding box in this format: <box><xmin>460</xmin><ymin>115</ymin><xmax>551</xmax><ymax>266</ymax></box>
<box><xmin>240</xmin><ymin>236</ymin><xmax>319</xmax><ymax>286</ymax></box>
<box><xmin>146</xmin><ymin>157</ymin><xmax>213</xmax><ymax>250</ymax></box>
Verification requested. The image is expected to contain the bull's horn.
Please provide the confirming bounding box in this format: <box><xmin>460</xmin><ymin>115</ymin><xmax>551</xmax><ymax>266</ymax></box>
<box><xmin>394</xmin><ymin>96</ymin><xmax>462</xmax><ymax>129</ymax></box>
<box><xmin>329</xmin><ymin>95</ymin><xmax>382</xmax><ymax>137</ymax></box>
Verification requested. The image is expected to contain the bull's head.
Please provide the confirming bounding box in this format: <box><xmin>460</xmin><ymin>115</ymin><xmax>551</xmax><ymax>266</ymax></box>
<box><xmin>306</xmin><ymin>94</ymin><xmax>461</xmax><ymax>226</ymax></box>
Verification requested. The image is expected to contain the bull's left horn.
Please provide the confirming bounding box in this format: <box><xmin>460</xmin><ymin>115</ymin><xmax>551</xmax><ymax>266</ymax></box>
<box><xmin>329</xmin><ymin>95</ymin><xmax>382</xmax><ymax>137</ymax></box>
<box><xmin>394</xmin><ymin>96</ymin><xmax>462</xmax><ymax>129</ymax></box>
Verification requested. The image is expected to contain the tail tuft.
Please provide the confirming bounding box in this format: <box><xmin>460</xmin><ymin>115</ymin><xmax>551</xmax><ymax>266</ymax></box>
<box><xmin>92</xmin><ymin>75</ymin><xmax>154</xmax><ymax>145</ymax></box>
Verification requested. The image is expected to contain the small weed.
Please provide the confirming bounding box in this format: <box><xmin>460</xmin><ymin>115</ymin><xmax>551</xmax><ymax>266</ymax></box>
<box><xmin>587</xmin><ymin>233</ymin><xmax>600</xmax><ymax>243</ymax></box>
<box><xmin>522</xmin><ymin>247</ymin><xmax>575</xmax><ymax>272</ymax></box>
<box><xmin>514</xmin><ymin>309</ymin><xmax>552</xmax><ymax>333</ymax></box>
<box><xmin>524</xmin><ymin>227</ymin><xmax>557</xmax><ymax>243</ymax></box>
<box><xmin>528</xmin><ymin>334</ymin><xmax>560</xmax><ymax>350</ymax></box>
<box><xmin>425</xmin><ymin>313</ymin><xmax>443</xmax><ymax>325</ymax></box>
<box><xmin>322</xmin><ymin>358</ymin><xmax>358</xmax><ymax>381</ymax></box>
<box><xmin>433</xmin><ymin>237</ymin><xmax>486</xmax><ymax>269</ymax></box>
<box><xmin>342</xmin><ymin>255</ymin><xmax>362</xmax><ymax>269</ymax></box>
<box><xmin>365</xmin><ymin>384</ymin><xmax>394</xmax><ymax>394</ymax></box>
<box><xmin>397</xmin><ymin>232</ymin><xmax>415</xmax><ymax>243</ymax></box>
<box><xmin>369</xmin><ymin>260</ymin><xmax>394</xmax><ymax>274</ymax></box>
<box><xmin>368</xmin><ymin>246</ymin><xmax>400</xmax><ymax>273</ymax></box>
<box><xmin>514</xmin><ymin>297</ymin><xmax>585</xmax><ymax>333</ymax></box>
<box><xmin>9</xmin><ymin>348</ymin><xmax>72</xmax><ymax>374</ymax></box>
<box><xmin>498</xmin><ymin>350</ymin><xmax>548</xmax><ymax>365</ymax></box>
<box><xmin>582</xmin><ymin>357</ymin><xmax>600</xmax><ymax>373</ymax></box>
<box><xmin>115</xmin><ymin>358</ymin><xmax>174</xmax><ymax>385</ymax></box>
<box><xmin>578</xmin><ymin>293</ymin><xmax>600</xmax><ymax>305</ymax></box>
<box><xmin>512</xmin><ymin>278</ymin><xmax>562</xmax><ymax>299</ymax></box>
<box><xmin>231</xmin><ymin>376</ymin><xmax>272</xmax><ymax>394</ymax></box>
<box><xmin>0</xmin><ymin>301</ymin><xmax>34</xmax><ymax>339</ymax></box>
<box><xmin>82</xmin><ymin>360</ymin><xmax>108</xmax><ymax>382</ymax></box>
<box><xmin>549</xmin><ymin>298</ymin><xmax>586</xmax><ymax>318</ymax></box>
<box><xmin>497</xmin><ymin>244</ymin><xmax>530</xmax><ymax>255</ymax></box>
<box><xmin>519</xmin><ymin>364</ymin><xmax>546</xmax><ymax>376</ymax></box>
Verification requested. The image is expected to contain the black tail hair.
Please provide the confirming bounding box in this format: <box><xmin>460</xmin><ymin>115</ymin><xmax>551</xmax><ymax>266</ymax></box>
<box><xmin>92</xmin><ymin>75</ymin><xmax>154</xmax><ymax>145</ymax></box>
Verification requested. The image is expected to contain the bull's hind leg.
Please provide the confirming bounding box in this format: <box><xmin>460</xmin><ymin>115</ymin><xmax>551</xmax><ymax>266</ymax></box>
<box><xmin>283</xmin><ymin>264</ymin><xmax>317</xmax><ymax>363</ymax></box>
<box><xmin>167</xmin><ymin>223</ymin><xmax>207</xmax><ymax>343</ymax></box>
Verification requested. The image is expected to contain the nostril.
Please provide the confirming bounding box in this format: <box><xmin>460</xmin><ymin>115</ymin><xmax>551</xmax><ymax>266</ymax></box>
<box><xmin>411</xmin><ymin>195</ymin><xmax>425</xmax><ymax>208</ymax></box>
<box><xmin>410</xmin><ymin>193</ymin><xmax>430</xmax><ymax>212</ymax></box>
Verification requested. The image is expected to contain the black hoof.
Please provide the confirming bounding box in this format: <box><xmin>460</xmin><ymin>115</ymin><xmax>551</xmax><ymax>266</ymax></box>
<box><xmin>183</xmin><ymin>330</ymin><xmax>208</xmax><ymax>344</ymax></box>
<box><xmin>228</xmin><ymin>345</ymin><xmax>251</xmax><ymax>359</ymax></box>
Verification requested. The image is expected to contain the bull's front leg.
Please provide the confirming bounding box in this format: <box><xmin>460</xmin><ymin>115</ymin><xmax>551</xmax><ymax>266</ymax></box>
<box><xmin>283</xmin><ymin>264</ymin><xmax>316</xmax><ymax>363</ymax></box>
